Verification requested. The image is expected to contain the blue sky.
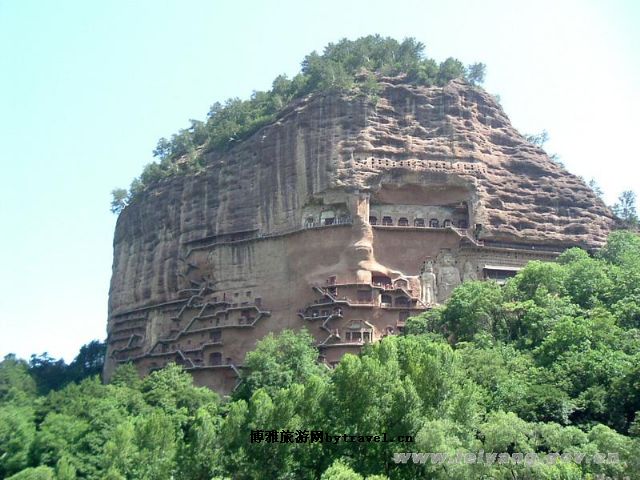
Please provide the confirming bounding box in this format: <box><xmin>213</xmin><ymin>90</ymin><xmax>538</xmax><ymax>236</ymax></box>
<box><xmin>1</xmin><ymin>0</ymin><xmax>638</xmax><ymax>362</ymax></box>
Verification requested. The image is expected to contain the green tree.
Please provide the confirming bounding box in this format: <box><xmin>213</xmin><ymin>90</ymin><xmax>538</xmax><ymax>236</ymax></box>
<box><xmin>102</xmin><ymin>410</ymin><xmax>180</xmax><ymax>479</ymax></box>
<box><xmin>232</xmin><ymin>377</ymin><xmax>331</xmax><ymax>479</ymax></box>
<box><xmin>6</xmin><ymin>466</ymin><xmax>55</xmax><ymax>480</ymax></box>
<box><xmin>524</xmin><ymin>130</ymin><xmax>549</xmax><ymax>147</ymax></box>
<box><xmin>216</xmin><ymin>399</ymin><xmax>249</xmax><ymax>475</ymax></box>
<box><xmin>176</xmin><ymin>407</ymin><xmax>223</xmax><ymax>480</ymax></box>
<box><xmin>524</xmin><ymin>130</ymin><xmax>564</xmax><ymax>165</ymax></box>
<box><xmin>33</xmin><ymin>377</ymin><xmax>144</xmax><ymax>478</ymax></box>
<box><xmin>480</xmin><ymin>410</ymin><xmax>534</xmax><ymax>451</ymax></box>
<box><xmin>457</xmin><ymin>342</ymin><xmax>574</xmax><ymax>424</ymax></box>
<box><xmin>439</xmin><ymin>281</ymin><xmax>505</xmax><ymax>341</ymax></box>
<box><xmin>466</xmin><ymin>62</ymin><xmax>486</xmax><ymax>85</ymax></box>
<box><xmin>67</xmin><ymin>340</ymin><xmax>105</xmax><ymax>383</ymax></box>
<box><xmin>108</xmin><ymin>363</ymin><xmax>141</xmax><ymax>389</ymax></box>
<box><xmin>55</xmin><ymin>456</ymin><xmax>76</xmax><ymax>480</ymax></box>
<box><xmin>436</xmin><ymin>57</ymin><xmax>466</xmax><ymax>84</ymax></box>
<box><xmin>505</xmin><ymin>260</ymin><xmax>567</xmax><ymax>301</ymax></box>
<box><xmin>321</xmin><ymin>459</ymin><xmax>364</xmax><ymax>480</ymax></box>
<box><xmin>152</xmin><ymin>137</ymin><xmax>172</xmax><ymax>159</ymax></box>
<box><xmin>27</xmin><ymin>353</ymin><xmax>70</xmax><ymax>395</ymax></box>
<box><xmin>585</xmin><ymin>424</ymin><xmax>637</xmax><ymax>477</ymax></box>
<box><xmin>101</xmin><ymin>420</ymin><xmax>136</xmax><ymax>477</ymax></box>
<box><xmin>598</xmin><ymin>230</ymin><xmax>640</xmax><ymax>265</ymax></box>
<box><xmin>140</xmin><ymin>363</ymin><xmax>218</xmax><ymax>429</ymax></box>
<box><xmin>132</xmin><ymin>410</ymin><xmax>178</xmax><ymax>479</ymax></box>
<box><xmin>561</xmin><ymin>254</ymin><xmax>613</xmax><ymax>308</ymax></box>
<box><xmin>327</xmin><ymin>339</ymin><xmax>422</xmax><ymax>477</ymax></box>
<box><xmin>403</xmin><ymin>309</ymin><xmax>444</xmax><ymax>336</ymax></box>
<box><xmin>235</xmin><ymin>329</ymin><xmax>325</xmax><ymax>399</ymax></box>
<box><xmin>0</xmin><ymin>405</ymin><xmax>36</xmax><ymax>477</ymax></box>
<box><xmin>110</xmin><ymin>189</ymin><xmax>129</xmax><ymax>214</ymax></box>
<box><xmin>31</xmin><ymin>412</ymin><xmax>89</xmax><ymax>470</ymax></box>
<box><xmin>393</xmin><ymin>335</ymin><xmax>458</xmax><ymax>415</ymax></box>
<box><xmin>414</xmin><ymin>419</ymin><xmax>466</xmax><ymax>478</ymax></box>
<box><xmin>612</xmin><ymin>190</ymin><xmax>639</xmax><ymax>225</ymax></box>
<box><xmin>588</xmin><ymin>178</ymin><xmax>604</xmax><ymax>199</ymax></box>
<box><xmin>503</xmin><ymin>294</ymin><xmax>578</xmax><ymax>349</ymax></box>
<box><xmin>607</xmin><ymin>360</ymin><xmax>640</xmax><ymax>433</ymax></box>
<box><xmin>0</xmin><ymin>355</ymin><xmax>36</xmax><ymax>404</ymax></box>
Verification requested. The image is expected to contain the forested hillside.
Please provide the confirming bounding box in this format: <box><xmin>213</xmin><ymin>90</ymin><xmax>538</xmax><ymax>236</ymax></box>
<box><xmin>2</xmin><ymin>232</ymin><xmax>639</xmax><ymax>479</ymax></box>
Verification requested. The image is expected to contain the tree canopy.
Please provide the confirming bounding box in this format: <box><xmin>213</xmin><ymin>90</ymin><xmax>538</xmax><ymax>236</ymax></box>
<box><xmin>613</xmin><ymin>190</ymin><xmax>639</xmax><ymax>227</ymax></box>
<box><xmin>3</xmin><ymin>232</ymin><xmax>640</xmax><ymax>478</ymax></box>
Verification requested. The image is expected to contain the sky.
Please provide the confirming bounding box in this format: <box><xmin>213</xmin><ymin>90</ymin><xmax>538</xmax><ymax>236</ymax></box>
<box><xmin>0</xmin><ymin>0</ymin><xmax>638</xmax><ymax>362</ymax></box>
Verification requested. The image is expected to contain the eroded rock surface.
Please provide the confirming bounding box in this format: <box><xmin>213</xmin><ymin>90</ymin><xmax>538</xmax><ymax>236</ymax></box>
<box><xmin>106</xmin><ymin>80</ymin><xmax>614</xmax><ymax>393</ymax></box>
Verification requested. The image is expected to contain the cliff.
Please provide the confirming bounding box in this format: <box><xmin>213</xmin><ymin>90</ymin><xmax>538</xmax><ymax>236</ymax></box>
<box><xmin>106</xmin><ymin>79</ymin><xmax>614</xmax><ymax>391</ymax></box>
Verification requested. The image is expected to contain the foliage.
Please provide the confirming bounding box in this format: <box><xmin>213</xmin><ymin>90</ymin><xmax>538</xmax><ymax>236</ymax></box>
<box><xmin>439</xmin><ymin>281</ymin><xmax>505</xmax><ymax>341</ymax></box>
<box><xmin>523</xmin><ymin>129</ymin><xmax>563</xmax><ymax>165</ymax></box>
<box><xmin>6</xmin><ymin>466</ymin><xmax>56</xmax><ymax>480</ymax></box>
<box><xmin>112</xmin><ymin>36</ymin><xmax>486</xmax><ymax>212</ymax></box>
<box><xmin>234</xmin><ymin>328</ymin><xmax>326</xmax><ymax>400</ymax></box>
<box><xmin>0</xmin><ymin>355</ymin><xmax>37</xmax><ymax>404</ymax></box>
<box><xmin>613</xmin><ymin>190</ymin><xmax>639</xmax><ymax>226</ymax></box>
<box><xmin>0</xmin><ymin>405</ymin><xmax>36</xmax><ymax>477</ymax></box>
<box><xmin>27</xmin><ymin>341</ymin><xmax>106</xmax><ymax>395</ymax></box>
<box><xmin>588</xmin><ymin>178</ymin><xmax>604</xmax><ymax>199</ymax></box>
<box><xmin>321</xmin><ymin>460</ymin><xmax>364</xmax><ymax>480</ymax></box>
<box><xmin>466</xmin><ymin>62</ymin><xmax>486</xmax><ymax>85</ymax></box>
<box><xmin>598</xmin><ymin>230</ymin><xmax>640</xmax><ymax>265</ymax></box>
<box><xmin>109</xmin><ymin>189</ymin><xmax>128</xmax><ymax>214</ymax></box>
<box><xmin>3</xmin><ymin>233</ymin><xmax>640</xmax><ymax>478</ymax></box>
<box><xmin>524</xmin><ymin>130</ymin><xmax>549</xmax><ymax>147</ymax></box>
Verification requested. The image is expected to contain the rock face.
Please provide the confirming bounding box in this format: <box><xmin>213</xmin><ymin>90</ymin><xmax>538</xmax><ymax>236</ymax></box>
<box><xmin>105</xmin><ymin>79</ymin><xmax>614</xmax><ymax>393</ymax></box>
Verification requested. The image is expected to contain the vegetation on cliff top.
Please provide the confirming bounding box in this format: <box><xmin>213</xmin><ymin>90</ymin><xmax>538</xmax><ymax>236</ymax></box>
<box><xmin>111</xmin><ymin>35</ymin><xmax>485</xmax><ymax>213</ymax></box>
<box><xmin>2</xmin><ymin>231</ymin><xmax>640</xmax><ymax>479</ymax></box>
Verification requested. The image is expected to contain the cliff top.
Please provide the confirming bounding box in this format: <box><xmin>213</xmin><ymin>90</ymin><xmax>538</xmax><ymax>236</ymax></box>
<box><xmin>110</xmin><ymin>35</ymin><xmax>486</xmax><ymax>212</ymax></box>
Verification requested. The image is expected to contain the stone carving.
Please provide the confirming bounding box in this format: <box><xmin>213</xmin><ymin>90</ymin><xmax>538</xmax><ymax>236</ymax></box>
<box><xmin>304</xmin><ymin>194</ymin><xmax>405</xmax><ymax>287</ymax></box>
<box><xmin>420</xmin><ymin>260</ymin><xmax>437</xmax><ymax>305</ymax></box>
<box><xmin>436</xmin><ymin>252</ymin><xmax>461</xmax><ymax>302</ymax></box>
<box><xmin>462</xmin><ymin>261</ymin><xmax>478</xmax><ymax>282</ymax></box>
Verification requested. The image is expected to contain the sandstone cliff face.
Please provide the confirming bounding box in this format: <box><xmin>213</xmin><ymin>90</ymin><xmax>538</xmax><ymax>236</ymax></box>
<box><xmin>111</xmin><ymin>80</ymin><xmax>611</xmax><ymax>312</ymax></box>
<box><xmin>106</xmin><ymin>80</ymin><xmax>614</xmax><ymax>390</ymax></box>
